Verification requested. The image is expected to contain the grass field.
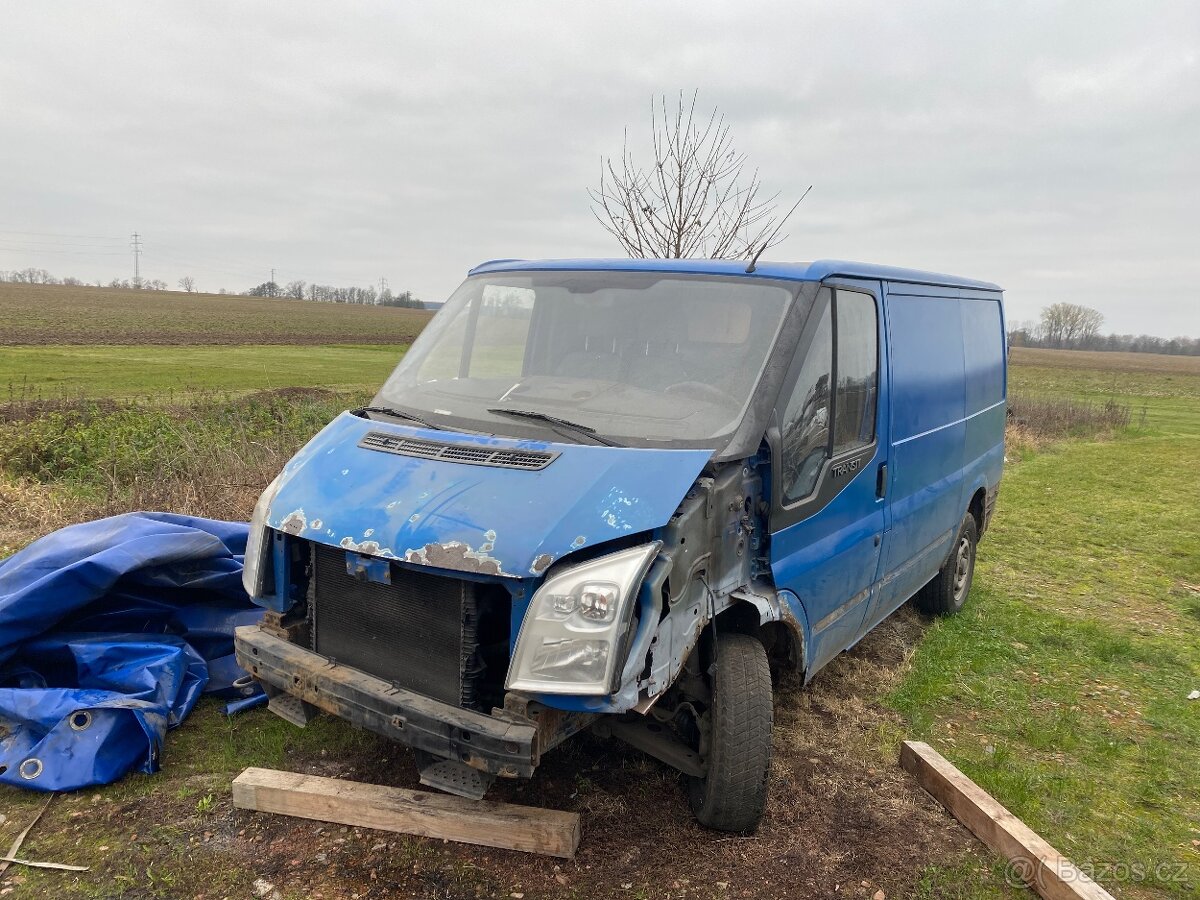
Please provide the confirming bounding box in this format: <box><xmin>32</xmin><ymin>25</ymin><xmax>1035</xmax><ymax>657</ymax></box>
<box><xmin>1</xmin><ymin>285</ymin><xmax>1199</xmax><ymax>898</ymax></box>
<box><xmin>0</xmin><ymin>281</ymin><xmax>432</xmax><ymax>345</ymax></box>
<box><xmin>1009</xmin><ymin>347</ymin><xmax>1200</xmax><ymax>436</ymax></box>
<box><xmin>2</xmin><ymin>344</ymin><xmax>404</xmax><ymax>397</ymax></box>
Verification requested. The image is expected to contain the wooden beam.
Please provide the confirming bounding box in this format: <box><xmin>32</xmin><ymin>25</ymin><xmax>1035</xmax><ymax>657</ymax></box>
<box><xmin>900</xmin><ymin>741</ymin><xmax>1114</xmax><ymax>900</ymax></box>
<box><xmin>232</xmin><ymin>768</ymin><xmax>580</xmax><ymax>859</ymax></box>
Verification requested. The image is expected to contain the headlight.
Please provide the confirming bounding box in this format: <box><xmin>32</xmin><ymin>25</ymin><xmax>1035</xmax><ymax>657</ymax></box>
<box><xmin>242</xmin><ymin>474</ymin><xmax>283</xmax><ymax>599</ymax></box>
<box><xmin>506</xmin><ymin>543</ymin><xmax>660</xmax><ymax>695</ymax></box>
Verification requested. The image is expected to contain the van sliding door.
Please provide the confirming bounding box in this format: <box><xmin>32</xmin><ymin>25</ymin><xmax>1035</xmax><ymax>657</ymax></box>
<box><xmin>867</xmin><ymin>286</ymin><xmax>967</xmax><ymax>621</ymax></box>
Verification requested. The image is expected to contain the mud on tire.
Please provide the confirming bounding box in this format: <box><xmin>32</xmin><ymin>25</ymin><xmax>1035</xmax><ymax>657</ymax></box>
<box><xmin>688</xmin><ymin>632</ymin><xmax>773</xmax><ymax>833</ymax></box>
<box><xmin>915</xmin><ymin>511</ymin><xmax>979</xmax><ymax>616</ymax></box>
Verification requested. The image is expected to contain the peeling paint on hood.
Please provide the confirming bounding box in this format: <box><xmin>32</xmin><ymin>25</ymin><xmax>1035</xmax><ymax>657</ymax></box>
<box><xmin>265</xmin><ymin>412</ymin><xmax>713</xmax><ymax>579</ymax></box>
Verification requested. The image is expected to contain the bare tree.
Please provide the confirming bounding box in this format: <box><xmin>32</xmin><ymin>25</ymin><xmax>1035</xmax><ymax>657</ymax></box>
<box><xmin>591</xmin><ymin>92</ymin><xmax>807</xmax><ymax>260</ymax></box>
<box><xmin>285</xmin><ymin>279</ymin><xmax>306</xmax><ymax>300</ymax></box>
<box><xmin>1039</xmin><ymin>302</ymin><xmax>1104</xmax><ymax>349</ymax></box>
<box><xmin>178</xmin><ymin>276</ymin><xmax>197</xmax><ymax>292</ymax></box>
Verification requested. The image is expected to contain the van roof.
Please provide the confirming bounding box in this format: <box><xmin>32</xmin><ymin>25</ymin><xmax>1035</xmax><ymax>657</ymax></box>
<box><xmin>468</xmin><ymin>257</ymin><xmax>1002</xmax><ymax>292</ymax></box>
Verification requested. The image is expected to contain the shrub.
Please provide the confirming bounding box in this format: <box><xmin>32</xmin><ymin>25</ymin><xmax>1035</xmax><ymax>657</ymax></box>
<box><xmin>1007</xmin><ymin>395</ymin><xmax>1134</xmax><ymax>439</ymax></box>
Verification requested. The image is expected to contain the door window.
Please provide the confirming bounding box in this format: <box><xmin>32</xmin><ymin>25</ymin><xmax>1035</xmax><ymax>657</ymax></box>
<box><xmin>781</xmin><ymin>300</ymin><xmax>832</xmax><ymax>502</ymax></box>
<box><xmin>780</xmin><ymin>287</ymin><xmax>879</xmax><ymax>504</ymax></box>
<box><xmin>833</xmin><ymin>289</ymin><xmax>878</xmax><ymax>455</ymax></box>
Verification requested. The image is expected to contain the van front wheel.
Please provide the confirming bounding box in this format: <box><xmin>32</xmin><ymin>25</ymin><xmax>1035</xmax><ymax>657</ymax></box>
<box><xmin>687</xmin><ymin>633</ymin><xmax>773</xmax><ymax>833</ymax></box>
<box><xmin>916</xmin><ymin>512</ymin><xmax>979</xmax><ymax>616</ymax></box>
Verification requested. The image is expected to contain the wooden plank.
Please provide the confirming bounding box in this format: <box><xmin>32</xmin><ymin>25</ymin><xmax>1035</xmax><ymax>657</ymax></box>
<box><xmin>900</xmin><ymin>741</ymin><xmax>1114</xmax><ymax>900</ymax></box>
<box><xmin>232</xmin><ymin>767</ymin><xmax>580</xmax><ymax>859</ymax></box>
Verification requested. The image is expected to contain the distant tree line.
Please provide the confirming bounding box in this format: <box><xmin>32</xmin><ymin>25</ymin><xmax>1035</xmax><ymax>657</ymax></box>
<box><xmin>0</xmin><ymin>268</ymin><xmax>423</xmax><ymax>309</ymax></box>
<box><xmin>245</xmin><ymin>280</ymin><xmax>423</xmax><ymax>307</ymax></box>
<box><xmin>1009</xmin><ymin>302</ymin><xmax>1198</xmax><ymax>356</ymax></box>
<box><xmin>0</xmin><ymin>267</ymin><xmax>168</xmax><ymax>290</ymax></box>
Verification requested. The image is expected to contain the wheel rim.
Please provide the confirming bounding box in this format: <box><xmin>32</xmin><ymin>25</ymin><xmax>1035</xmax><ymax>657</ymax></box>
<box><xmin>952</xmin><ymin>535</ymin><xmax>972</xmax><ymax>602</ymax></box>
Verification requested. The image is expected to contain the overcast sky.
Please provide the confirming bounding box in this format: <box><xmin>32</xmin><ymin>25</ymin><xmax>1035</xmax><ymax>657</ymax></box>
<box><xmin>1</xmin><ymin>2</ymin><xmax>1197</xmax><ymax>336</ymax></box>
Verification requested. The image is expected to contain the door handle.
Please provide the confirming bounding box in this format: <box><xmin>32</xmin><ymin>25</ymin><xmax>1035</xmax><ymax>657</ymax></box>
<box><xmin>876</xmin><ymin>462</ymin><xmax>888</xmax><ymax>499</ymax></box>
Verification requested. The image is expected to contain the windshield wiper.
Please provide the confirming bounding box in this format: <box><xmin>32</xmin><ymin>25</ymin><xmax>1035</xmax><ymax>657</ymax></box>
<box><xmin>487</xmin><ymin>408</ymin><xmax>623</xmax><ymax>447</ymax></box>
<box><xmin>351</xmin><ymin>405</ymin><xmax>447</xmax><ymax>431</ymax></box>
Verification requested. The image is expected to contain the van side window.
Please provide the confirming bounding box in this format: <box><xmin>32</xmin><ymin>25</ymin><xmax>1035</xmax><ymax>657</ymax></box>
<box><xmin>781</xmin><ymin>300</ymin><xmax>832</xmax><ymax>502</ymax></box>
<box><xmin>832</xmin><ymin>289</ymin><xmax>878</xmax><ymax>455</ymax></box>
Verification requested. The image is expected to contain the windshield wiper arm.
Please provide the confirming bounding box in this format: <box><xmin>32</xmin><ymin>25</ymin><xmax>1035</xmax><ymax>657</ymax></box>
<box><xmin>486</xmin><ymin>408</ymin><xmax>623</xmax><ymax>447</ymax></box>
<box><xmin>351</xmin><ymin>405</ymin><xmax>447</xmax><ymax>431</ymax></box>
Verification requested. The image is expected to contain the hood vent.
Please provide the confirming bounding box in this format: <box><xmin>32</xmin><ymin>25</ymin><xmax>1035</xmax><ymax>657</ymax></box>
<box><xmin>358</xmin><ymin>431</ymin><xmax>558</xmax><ymax>471</ymax></box>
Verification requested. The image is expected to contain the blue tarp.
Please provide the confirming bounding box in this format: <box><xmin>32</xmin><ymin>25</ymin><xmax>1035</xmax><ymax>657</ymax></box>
<box><xmin>0</xmin><ymin>513</ymin><xmax>262</xmax><ymax>791</ymax></box>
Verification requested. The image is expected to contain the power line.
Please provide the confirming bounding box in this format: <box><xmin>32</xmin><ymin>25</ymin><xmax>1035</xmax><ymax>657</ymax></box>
<box><xmin>149</xmin><ymin>240</ymin><xmax>275</xmax><ymax>276</ymax></box>
<box><xmin>0</xmin><ymin>245</ymin><xmax>126</xmax><ymax>256</ymax></box>
<box><xmin>0</xmin><ymin>228</ymin><xmax>125</xmax><ymax>241</ymax></box>
<box><xmin>0</xmin><ymin>238</ymin><xmax>127</xmax><ymax>249</ymax></box>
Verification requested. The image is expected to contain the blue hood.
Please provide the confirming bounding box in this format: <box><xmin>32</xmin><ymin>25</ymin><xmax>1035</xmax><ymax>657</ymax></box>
<box><xmin>266</xmin><ymin>412</ymin><xmax>713</xmax><ymax>578</ymax></box>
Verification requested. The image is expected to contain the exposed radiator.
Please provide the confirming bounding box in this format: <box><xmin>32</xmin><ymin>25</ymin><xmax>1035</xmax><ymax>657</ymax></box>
<box><xmin>310</xmin><ymin>543</ymin><xmax>479</xmax><ymax>708</ymax></box>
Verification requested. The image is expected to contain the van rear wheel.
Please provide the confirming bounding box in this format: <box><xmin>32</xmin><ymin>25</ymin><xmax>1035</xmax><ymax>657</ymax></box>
<box><xmin>687</xmin><ymin>633</ymin><xmax>773</xmax><ymax>833</ymax></box>
<box><xmin>915</xmin><ymin>512</ymin><xmax>978</xmax><ymax>616</ymax></box>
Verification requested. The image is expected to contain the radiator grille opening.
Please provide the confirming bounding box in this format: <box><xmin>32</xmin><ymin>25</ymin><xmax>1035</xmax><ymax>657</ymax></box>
<box><xmin>306</xmin><ymin>542</ymin><xmax>511</xmax><ymax>711</ymax></box>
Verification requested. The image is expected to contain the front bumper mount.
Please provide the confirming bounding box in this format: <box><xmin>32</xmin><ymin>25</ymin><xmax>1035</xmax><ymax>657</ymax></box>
<box><xmin>234</xmin><ymin>625</ymin><xmax>539</xmax><ymax>778</ymax></box>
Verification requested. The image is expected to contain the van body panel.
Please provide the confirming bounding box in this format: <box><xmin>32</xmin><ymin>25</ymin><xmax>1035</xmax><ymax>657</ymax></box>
<box><xmin>959</xmin><ymin>296</ymin><xmax>1008</xmax><ymax>518</ymax></box>
<box><xmin>264</xmin><ymin>411</ymin><xmax>713</xmax><ymax>580</ymax></box>
<box><xmin>871</xmin><ymin>290</ymin><xmax>969</xmax><ymax>616</ymax></box>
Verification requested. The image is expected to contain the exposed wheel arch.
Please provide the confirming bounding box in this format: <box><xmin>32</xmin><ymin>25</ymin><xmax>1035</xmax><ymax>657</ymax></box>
<box><xmin>968</xmin><ymin>486</ymin><xmax>987</xmax><ymax>534</ymax></box>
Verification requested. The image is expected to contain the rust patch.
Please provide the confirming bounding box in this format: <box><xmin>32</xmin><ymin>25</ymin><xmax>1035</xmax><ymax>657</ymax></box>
<box><xmin>530</xmin><ymin>553</ymin><xmax>554</xmax><ymax>575</ymax></box>
<box><xmin>339</xmin><ymin>536</ymin><xmax>385</xmax><ymax>556</ymax></box>
<box><xmin>404</xmin><ymin>541</ymin><xmax>509</xmax><ymax>576</ymax></box>
<box><xmin>279</xmin><ymin>510</ymin><xmax>307</xmax><ymax>535</ymax></box>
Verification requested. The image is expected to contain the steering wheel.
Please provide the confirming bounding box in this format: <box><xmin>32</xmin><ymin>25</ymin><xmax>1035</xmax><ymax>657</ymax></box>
<box><xmin>664</xmin><ymin>381</ymin><xmax>733</xmax><ymax>404</ymax></box>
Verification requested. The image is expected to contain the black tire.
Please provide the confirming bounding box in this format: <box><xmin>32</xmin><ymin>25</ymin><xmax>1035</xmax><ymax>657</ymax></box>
<box><xmin>688</xmin><ymin>633</ymin><xmax>773</xmax><ymax>833</ymax></box>
<box><xmin>915</xmin><ymin>512</ymin><xmax>979</xmax><ymax>616</ymax></box>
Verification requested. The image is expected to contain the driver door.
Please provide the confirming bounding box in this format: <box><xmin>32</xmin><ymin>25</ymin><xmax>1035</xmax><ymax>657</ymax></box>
<box><xmin>768</xmin><ymin>283</ymin><xmax>889</xmax><ymax>676</ymax></box>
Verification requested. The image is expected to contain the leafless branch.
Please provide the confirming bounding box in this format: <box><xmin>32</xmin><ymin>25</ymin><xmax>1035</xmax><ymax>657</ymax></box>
<box><xmin>590</xmin><ymin>91</ymin><xmax>808</xmax><ymax>260</ymax></box>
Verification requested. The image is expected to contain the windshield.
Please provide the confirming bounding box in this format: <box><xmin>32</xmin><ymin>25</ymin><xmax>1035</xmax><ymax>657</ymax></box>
<box><xmin>374</xmin><ymin>271</ymin><xmax>795</xmax><ymax>446</ymax></box>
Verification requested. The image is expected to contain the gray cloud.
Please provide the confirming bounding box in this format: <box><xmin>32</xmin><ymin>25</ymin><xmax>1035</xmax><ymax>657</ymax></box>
<box><xmin>1</xmin><ymin>1</ymin><xmax>1197</xmax><ymax>335</ymax></box>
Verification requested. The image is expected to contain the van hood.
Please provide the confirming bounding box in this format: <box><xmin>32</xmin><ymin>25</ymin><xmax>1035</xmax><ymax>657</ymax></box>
<box><xmin>266</xmin><ymin>412</ymin><xmax>713</xmax><ymax>579</ymax></box>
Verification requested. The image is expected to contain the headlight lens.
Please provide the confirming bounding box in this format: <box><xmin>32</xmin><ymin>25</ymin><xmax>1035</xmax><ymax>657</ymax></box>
<box><xmin>242</xmin><ymin>474</ymin><xmax>283</xmax><ymax>599</ymax></box>
<box><xmin>506</xmin><ymin>543</ymin><xmax>659</xmax><ymax>695</ymax></box>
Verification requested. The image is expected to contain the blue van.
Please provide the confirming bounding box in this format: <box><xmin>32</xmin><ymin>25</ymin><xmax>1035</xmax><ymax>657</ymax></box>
<box><xmin>235</xmin><ymin>258</ymin><xmax>1006</xmax><ymax>832</ymax></box>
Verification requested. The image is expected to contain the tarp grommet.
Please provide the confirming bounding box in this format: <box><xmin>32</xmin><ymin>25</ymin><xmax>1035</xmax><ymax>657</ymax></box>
<box><xmin>69</xmin><ymin>710</ymin><xmax>93</xmax><ymax>731</ymax></box>
<box><xmin>19</xmin><ymin>757</ymin><xmax>43</xmax><ymax>780</ymax></box>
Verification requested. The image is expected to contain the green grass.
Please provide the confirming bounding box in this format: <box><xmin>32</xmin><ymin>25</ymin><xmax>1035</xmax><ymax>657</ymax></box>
<box><xmin>886</xmin><ymin>431</ymin><xmax>1200</xmax><ymax>896</ymax></box>
<box><xmin>1007</xmin><ymin>351</ymin><xmax>1200</xmax><ymax>438</ymax></box>
<box><xmin>0</xmin><ymin>390</ymin><xmax>362</xmax><ymax>486</ymax></box>
<box><xmin>1</xmin><ymin>343</ymin><xmax>405</xmax><ymax>397</ymax></box>
<box><xmin>1010</xmin><ymin>364</ymin><xmax>1200</xmax><ymax>436</ymax></box>
<box><xmin>0</xmin><ymin>703</ymin><xmax>394</xmax><ymax>900</ymax></box>
<box><xmin>0</xmin><ymin>280</ymin><xmax>432</xmax><ymax>345</ymax></box>
<box><xmin>3</xmin><ymin>340</ymin><xmax>1199</xmax><ymax>896</ymax></box>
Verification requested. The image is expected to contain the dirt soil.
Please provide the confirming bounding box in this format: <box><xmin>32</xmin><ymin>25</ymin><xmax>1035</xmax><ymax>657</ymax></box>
<box><xmin>0</xmin><ymin>281</ymin><xmax>433</xmax><ymax>346</ymax></box>
<box><xmin>1</xmin><ymin>608</ymin><xmax>997</xmax><ymax>900</ymax></box>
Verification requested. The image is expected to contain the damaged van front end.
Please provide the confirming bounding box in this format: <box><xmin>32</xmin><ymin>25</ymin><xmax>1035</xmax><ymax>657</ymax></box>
<box><xmin>234</xmin><ymin>262</ymin><xmax>809</xmax><ymax>828</ymax></box>
<box><xmin>234</xmin><ymin>411</ymin><xmax>739</xmax><ymax>797</ymax></box>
